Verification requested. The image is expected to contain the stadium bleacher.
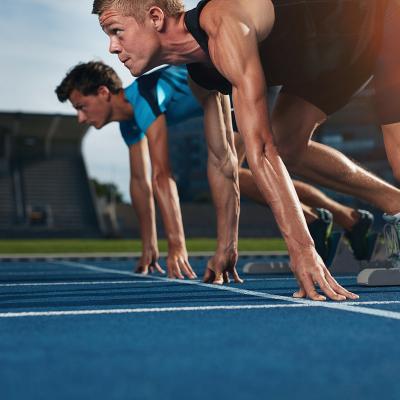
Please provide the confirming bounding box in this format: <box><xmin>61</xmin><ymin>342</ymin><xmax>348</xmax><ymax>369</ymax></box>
<box><xmin>0</xmin><ymin>112</ymin><xmax>102</xmax><ymax>238</ymax></box>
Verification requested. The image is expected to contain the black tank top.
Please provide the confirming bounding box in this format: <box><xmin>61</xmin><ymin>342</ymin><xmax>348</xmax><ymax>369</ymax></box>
<box><xmin>184</xmin><ymin>0</ymin><xmax>387</xmax><ymax>94</ymax></box>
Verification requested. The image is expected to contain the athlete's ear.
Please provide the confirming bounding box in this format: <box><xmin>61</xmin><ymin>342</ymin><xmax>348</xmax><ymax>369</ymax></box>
<box><xmin>148</xmin><ymin>6</ymin><xmax>165</xmax><ymax>32</ymax></box>
<box><xmin>97</xmin><ymin>85</ymin><xmax>111</xmax><ymax>99</ymax></box>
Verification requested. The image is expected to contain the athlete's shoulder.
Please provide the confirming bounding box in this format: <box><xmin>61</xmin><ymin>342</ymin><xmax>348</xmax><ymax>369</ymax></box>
<box><xmin>159</xmin><ymin>65</ymin><xmax>189</xmax><ymax>81</ymax></box>
<box><xmin>200</xmin><ymin>0</ymin><xmax>274</xmax><ymax>40</ymax></box>
<box><xmin>123</xmin><ymin>80</ymin><xmax>137</xmax><ymax>94</ymax></box>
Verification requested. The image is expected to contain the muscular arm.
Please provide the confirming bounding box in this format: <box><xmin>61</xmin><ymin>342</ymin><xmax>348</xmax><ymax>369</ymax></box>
<box><xmin>206</xmin><ymin>5</ymin><xmax>312</xmax><ymax>252</ymax></box>
<box><xmin>146</xmin><ymin>114</ymin><xmax>196</xmax><ymax>279</ymax></box>
<box><xmin>189</xmin><ymin>79</ymin><xmax>242</xmax><ymax>284</ymax></box>
<box><xmin>200</xmin><ymin>0</ymin><xmax>357</xmax><ymax>300</ymax></box>
<box><xmin>129</xmin><ymin>138</ymin><xmax>161</xmax><ymax>273</ymax></box>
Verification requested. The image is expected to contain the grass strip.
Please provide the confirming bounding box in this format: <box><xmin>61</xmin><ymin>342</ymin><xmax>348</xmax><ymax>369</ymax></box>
<box><xmin>0</xmin><ymin>238</ymin><xmax>286</xmax><ymax>254</ymax></box>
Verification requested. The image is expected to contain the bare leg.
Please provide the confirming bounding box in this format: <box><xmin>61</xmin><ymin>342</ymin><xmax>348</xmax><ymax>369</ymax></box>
<box><xmin>293</xmin><ymin>180</ymin><xmax>359</xmax><ymax>230</ymax></box>
<box><xmin>236</xmin><ymin>130</ymin><xmax>359</xmax><ymax>228</ymax></box>
<box><xmin>374</xmin><ymin>0</ymin><xmax>400</xmax><ymax>185</ymax></box>
<box><xmin>239</xmin><ymin>167</ymin><xmax>319</xmax><ymax>224</ymax></box>
<box><xmin>292</xmin><ymin>141</ymin><xmax>400</xmax><ymax>214</ymax></box>
<box><xmin>273</xmin><ymin>93</ymin><xmax>400</xmax><ymax>215</ymax></box>
<box><xmin>239</xmin><ymin>166</ymin><xmax>360</xmax><ymax>228</ymax></box>
<box><xmin>382</xmin><ymin>122</ymin><xmax>400</xmax><ymax>183</ymax></box>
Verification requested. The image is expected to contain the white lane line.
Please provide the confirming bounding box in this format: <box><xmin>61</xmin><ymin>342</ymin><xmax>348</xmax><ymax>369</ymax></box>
<box><xmin>0</xmin><ymin>271</ymin><xmax>91</xmax><ymax>276</ymax></box>
<box><xmin>345</xmin><ymin>301</ymin><xmax>400</xmax><ymax>306</ymax></box>
<box><xmin>0</xmin><ymin>280</ymin><xmax>160</xmax><ymax>287</ymax></box>
<box><xmin>2</xmin><ymin>301</ymin><xmax>399</xmax><ymax>319</ymax></box>
<box><xmin>243</xmin><ymin>276</ymin><xmax>356</xmax><ymax>282</ymax></box>
<box><xmin>55</xmin><ymin>261</ymin><xmax>400</xmax><ymax>321</ymax></box>
<box><xmin>0</xmin><ymin>276</ymin><xmax>356</xmax><ymax>287</ymax></box>
<box><xmin>0</xmin><ymin>304</ymin><xmax>307</xmax><ymax>318</ymax></box>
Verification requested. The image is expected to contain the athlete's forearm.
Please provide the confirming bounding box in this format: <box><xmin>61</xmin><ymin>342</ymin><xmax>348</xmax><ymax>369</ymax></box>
<box><xmin>234</xmin><ymin>90</ymin><xmax>314</xmax><ymax>255</ymax></box>
<box><xmin>208</xmin><ymin>150</ymin><xmax>240</xmax><ymax>255</ymax></box>
<box><xmin>204</xmin><ymin>93</ymin><xmax>240</xmax><ymax>256</ymax></box>
<box><xmin>249</xmin><ymin>143</ymin><xmax>314</xmax><ymax>253</ymax></box>
<box><xmin>130</xmin><ymin>177</ymin><xmax>158</xmax><ymax>251</ymax></box>
<box><xmin>152</xmin><ymin>172</ymin><xmax>187</xmax><ymax>251</ymax></box>
<box><xmin>188</xmin><ymin>80</ymin><xmax>240</xmax><ymax>256</ymax></box>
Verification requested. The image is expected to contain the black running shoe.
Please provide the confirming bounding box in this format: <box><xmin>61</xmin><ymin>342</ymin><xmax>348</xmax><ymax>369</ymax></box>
<box><xmin>345</xmin><ymin>209</ymin><xmax>374</xmax><ymax>260</ymax></box>
<box><xmin>308</xmin><ymin>208</ymin><xmax>333</xmax><ymax>262</ymax></box>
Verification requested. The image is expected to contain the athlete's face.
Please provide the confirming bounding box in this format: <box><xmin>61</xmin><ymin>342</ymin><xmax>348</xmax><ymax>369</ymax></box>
<box><xmin>69</xmin><ymin>88</ymin><xmax>112</xmax><ymax>129</ymax></box>
<box><xmin>99</xmin><ymin>9</ymin><xmax>162</xmax><ymax>76</ymax></box>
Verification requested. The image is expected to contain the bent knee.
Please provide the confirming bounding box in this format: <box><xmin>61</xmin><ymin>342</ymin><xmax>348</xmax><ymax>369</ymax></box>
<box><xmin>390</xmin><ymin>163</ymin><xmax>400</xmax><ymax>183</ymax></box>
<box><xmin>276</xmin><ymin>140</ymin><xmax>309</xmax><ymax>168</ymax></box>
<box><xmin>209</xmin><ymin>150</ymin><xmax>238</xmax><ymax>179</ymax></box>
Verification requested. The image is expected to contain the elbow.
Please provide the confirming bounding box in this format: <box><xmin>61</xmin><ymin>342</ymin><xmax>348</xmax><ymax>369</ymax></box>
<box><xmin>151</xmin><ymin>169</ymin><xmax>175</xmax><ymax>194</ymax></box>
<box><xmin>388</xmin><ymin>160</ymin><xmax>400</xmax><ymax>183</ymax></box>
<box><xmin>130</xmin><ymin>177</ymin><xmax>153</xmax><ymax>201</ymax></box>
<box><xmin>209</xmin><ymin>150</ymin><xmax>238</xmax><ymax>181</ymax></box>
<box><xmin>275</xmin><ymin>140</ymin><xmax>309</xmax><ymax>170</ymax></box>
<box><xmin>246</xmin><ymin>135</ymin><xmax>307</xmax><ymax>172</ymax></box>
<box><xmin>394</xmin><ymin>170</ymin><xmax>400</xmax><ymax>184</ymax></box>
<box><xmin>245</xmin><ymin>138</ymin><xmax>276</xmax><ymax>172</ymax></box>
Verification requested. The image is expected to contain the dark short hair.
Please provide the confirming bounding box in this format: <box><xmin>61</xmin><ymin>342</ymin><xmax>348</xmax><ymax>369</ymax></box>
<box><xmin>55</xmin><ymin>61</ymin><xmax>123</xmax><ymax>102</ymax></box>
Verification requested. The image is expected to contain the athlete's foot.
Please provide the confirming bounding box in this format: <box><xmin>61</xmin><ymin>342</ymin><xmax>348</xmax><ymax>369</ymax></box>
<box><xmin>382</xmin><ymin>213</ymin><xmax>400</xmax><ymax>261</ymax></box>
<box><xmin>344</xmin><ymin>209</ymin><xmax>374</xmax><ymax>260</ymax></box>
<box><xmin>308</xmin><ymin>208</ymin><xmax>333</xmax><ymax>262</ymax></box>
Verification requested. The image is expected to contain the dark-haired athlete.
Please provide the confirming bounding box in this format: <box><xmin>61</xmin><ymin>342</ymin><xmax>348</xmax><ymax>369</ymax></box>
<box><xmin>93</xmin><ymin>0</ymin><xmax>400</xmax><ymax>300</ymax></box>
<box><xmin>56</xmin><ymin>61</ymin><xmax>374</xmax><ymax>277</ymax></box>
<box><xmin>56</xmin><ymin>63</ymin><xmax>199</xmax><ymax>279</ymax></box>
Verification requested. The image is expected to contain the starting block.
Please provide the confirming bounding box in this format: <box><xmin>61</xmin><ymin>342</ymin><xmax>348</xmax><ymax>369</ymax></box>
<box><xmin>243</xmin><ymin>232</ymin><xmax>346</xmax><ymax>275</ymax></box>
<box><xmin>357</xmin><ymin>233</ymin><xmax>400</xmax><ymax>286</ymax></box>
<box><xmin>243</xmin><ymin>231</ymin><xmax>382</xmax><ymax>276</ymax></box>
<box><xmin>243</xmin><ymin>230</ymin><xmax>400</xmax><ymax>286</ymax></box>
<box><xmin>243</xmin><ymin>256</ymin><xmax>291</xmax><ymax>274</ymax></box>
<box><xmin>357</xmin><ymin>260</ymin><xmax>400</xmax><ymax>286</ymax></box>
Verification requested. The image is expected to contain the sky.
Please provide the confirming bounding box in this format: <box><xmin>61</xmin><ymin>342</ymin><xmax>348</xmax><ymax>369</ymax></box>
<box><xmin>0</xmin><ymin>0</ymin><xmax>198</xmax><ymax>201</ymax></box>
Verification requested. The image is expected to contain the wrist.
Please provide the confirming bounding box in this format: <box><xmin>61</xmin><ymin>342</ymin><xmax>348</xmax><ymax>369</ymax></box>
<box><xmin>287</xmin><ymin>240</ymin><xmax>315</xmax><ymax>256</ymax></box>
<box><xmin>216</xmin><ymin>239</ymin><xmax>238</xmax><ymax>256</ymax></box>
<box><xmin>141</xmin><ymin>240</ymin><xmax>158</xmax><ymax>252</ymax></box>
<box><xmin>167</xmin><ymin>234</ymin><xmax>186</xmax><ymax>250</ymax></box>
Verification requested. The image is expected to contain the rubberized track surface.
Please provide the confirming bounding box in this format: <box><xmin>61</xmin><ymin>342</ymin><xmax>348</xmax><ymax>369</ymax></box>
<box><xmin>1</xmin><ymin>257</ymin><xmax>400</xmax><ymax>400</ymax></box>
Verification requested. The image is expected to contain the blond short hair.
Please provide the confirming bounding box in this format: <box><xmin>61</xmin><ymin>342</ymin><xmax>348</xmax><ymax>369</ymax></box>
<box><xmin>92</xmin><ymin>0</ymin><xmax>185</xmax><ymax>22</ymax></box>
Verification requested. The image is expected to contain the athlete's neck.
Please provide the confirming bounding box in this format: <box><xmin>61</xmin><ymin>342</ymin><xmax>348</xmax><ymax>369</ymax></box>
<box><xmin>158</xmin><ymin>13</ymin><xmax>208</xmax><ymax>65</ymax></box>
<box><xmin>111</xmin><ymin>91</ymin><xmax>133</xmax><ymax>122</ymax></box>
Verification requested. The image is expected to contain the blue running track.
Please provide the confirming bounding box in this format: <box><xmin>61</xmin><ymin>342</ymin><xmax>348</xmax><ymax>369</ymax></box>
<box><xmin>1</xmin><ymin>256</ymin><xmax>400</xmax><ymax>400</ymax></box>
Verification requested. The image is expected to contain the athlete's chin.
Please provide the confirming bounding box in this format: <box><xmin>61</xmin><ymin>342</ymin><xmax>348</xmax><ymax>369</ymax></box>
<box><xmin>93</xmin><ymin>121</ymin><xmax>105</xmax><ymax>129</ymax></box>
<box><xmin>125</xmin><ymin>61</ymin><xmax>152</xmax><ymax>77</ymax></box>
<box><xmin>130</xmin><ymin>67</ymin><xmax>146</xmax><ymax>77</ymax></box>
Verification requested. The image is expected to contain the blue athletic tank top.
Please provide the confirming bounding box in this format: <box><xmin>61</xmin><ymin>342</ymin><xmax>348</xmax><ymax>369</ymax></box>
<box><xmin>119</xmin><ymin>65</ymin><xmax>203</xmax><ymax>147</ymax></box>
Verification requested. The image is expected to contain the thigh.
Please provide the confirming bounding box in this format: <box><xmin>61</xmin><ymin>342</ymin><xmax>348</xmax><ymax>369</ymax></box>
<box><xmin>374</xmin><ymin>0</ymin><xmax>400</xmax><ymax>125</ymax></box>
<box><xmin>271</xmin><ymin>92</ymin><xmax>326</xmax><ymax>148</ymax></box>
<box><xmin>382</xmin><ymin>122</ymin><xmax>400</xmax><ymax>179</ymax></box>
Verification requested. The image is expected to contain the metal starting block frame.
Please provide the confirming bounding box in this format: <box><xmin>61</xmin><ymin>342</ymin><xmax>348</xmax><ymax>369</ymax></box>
<box><xmin>242</xmin><ymin>257</ymin><xmax>292</xmax><ymax>274</ymax></box>
<box><xmin>355</xmin><ymin>231</ymin><xmax>400</xmax><ymax>285</ymax></box>
<box><xmin>243</xmin><ymin>232</ymin><xmax>359</xmax><ymax>275</ymax></box>
<box><xmin>243</xmin><ymin>230</ymin><xmax>400</xmax><ymax>286</ymax></box>
<box><xmin>357</xmin><ymin>259</ymin><xmax>400</xmax><ymax>286</ymax></box>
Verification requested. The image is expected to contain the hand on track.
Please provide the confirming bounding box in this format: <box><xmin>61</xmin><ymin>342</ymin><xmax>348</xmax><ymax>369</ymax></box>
<box><xmin>166</xmin><ymin>248</ymin><xmax>197</xmax><ymax>280</ymax></box>
<box><xmin>203</xmin><ymin>251</ymin><xmax>243</xmax><ymax>285</ymax></box>
<box><xmin>291</xmin><ymin>247</ymin><xmax>359</xmax><ymax>301</ymax></box>
<box><xmin>135</xmin><ymin>248</ymin><xmax>165</xmax><ymax>275</ymax></box>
